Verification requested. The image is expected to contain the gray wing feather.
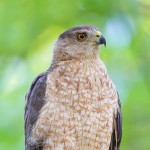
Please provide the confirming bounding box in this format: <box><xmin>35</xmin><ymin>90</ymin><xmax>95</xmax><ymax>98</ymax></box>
<box><xmin>109</xmin><ymin>95</ymin><xmax>122</xmax><ymax>150</ymax></box>
<box><xmin>25</xmin><ymin>72</ymin><xmax>48</xmax><ymax>150</ymax></box>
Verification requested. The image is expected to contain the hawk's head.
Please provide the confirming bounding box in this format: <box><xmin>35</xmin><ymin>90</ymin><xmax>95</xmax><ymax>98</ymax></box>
<box><xmin>53</xmin><ymin>25</ymin><xmax>106</xmax><ymax>62</ymax></box>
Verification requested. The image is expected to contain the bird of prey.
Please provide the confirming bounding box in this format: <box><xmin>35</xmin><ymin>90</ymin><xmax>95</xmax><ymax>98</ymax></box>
<box><xmin>25</xmin><ymin>25</ymin><xmax>122</xmax><ymax>150</ymax></box>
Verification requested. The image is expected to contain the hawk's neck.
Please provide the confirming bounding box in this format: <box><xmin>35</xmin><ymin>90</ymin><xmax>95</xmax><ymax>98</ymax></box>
<box><xmin>49</xmin><ymin>55</ymin><xmax>104</xmax><ymax>71</ymax></box>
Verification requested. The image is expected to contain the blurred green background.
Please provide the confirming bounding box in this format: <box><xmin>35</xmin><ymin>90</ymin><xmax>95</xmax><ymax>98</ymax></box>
<box><xmin>0</xmin><ymin>0</ymin><xmax>150</xmax><ymax>149</ymax></box>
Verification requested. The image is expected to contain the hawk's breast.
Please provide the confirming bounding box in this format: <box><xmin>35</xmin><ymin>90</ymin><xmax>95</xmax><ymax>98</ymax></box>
<box><xmin>32</xmin><ymin>59</ymin><xmax>118</xmax><ymax>150</ymax></box>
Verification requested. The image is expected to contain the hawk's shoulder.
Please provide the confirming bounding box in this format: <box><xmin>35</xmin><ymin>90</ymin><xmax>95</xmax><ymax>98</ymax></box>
<box><xmin>24</xmin><ymin>71</ymin><xmax>49</xmax><ymax>150</ymax></box>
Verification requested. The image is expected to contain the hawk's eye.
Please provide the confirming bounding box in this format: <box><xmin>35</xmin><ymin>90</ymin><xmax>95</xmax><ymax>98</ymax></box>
<box><xmin>77</xmin><ymin>33</ymin><xmax>87</xmax><ymax>41</ymax></box>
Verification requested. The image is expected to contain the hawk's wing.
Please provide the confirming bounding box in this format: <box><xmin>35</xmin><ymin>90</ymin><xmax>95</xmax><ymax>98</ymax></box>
<box><xmin>109</xmin><ymin>95</ymin><xmax>122</xmax><ymax>150</ymax></box>
<box><xmin>24</xmin><ymin>72</ymin><xmax>48</xmax><ymax>150</ymax></box>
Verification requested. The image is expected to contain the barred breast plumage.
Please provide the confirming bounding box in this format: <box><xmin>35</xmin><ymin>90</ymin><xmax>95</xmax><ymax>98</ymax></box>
<box><xmin>30</xmin><ymin>58</ymin><xmax>118</xmax><ymax>150</ymax></box>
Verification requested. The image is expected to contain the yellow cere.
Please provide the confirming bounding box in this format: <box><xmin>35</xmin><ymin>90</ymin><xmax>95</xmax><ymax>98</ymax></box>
<box><xmin>96</xmin><ymin>31</ymin><xmax>101</xmax><ymax>37</ymax></box>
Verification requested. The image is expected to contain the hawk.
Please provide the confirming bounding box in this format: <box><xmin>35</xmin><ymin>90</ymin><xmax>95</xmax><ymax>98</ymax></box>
<box><xmin>25</xmin><ymin>25</ymin><xmax>122</xmax><ymax>150</ymax></box>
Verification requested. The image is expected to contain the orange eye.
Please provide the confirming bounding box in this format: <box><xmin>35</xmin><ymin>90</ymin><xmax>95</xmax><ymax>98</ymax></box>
<box><xmin>77</xmin><ymin>33</ymin><xmax>87</xmax><ymax>41</ymax></box>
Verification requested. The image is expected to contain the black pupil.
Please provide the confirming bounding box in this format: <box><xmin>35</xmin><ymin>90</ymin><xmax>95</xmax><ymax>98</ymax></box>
<box><xmin>80</xmin><ymin>34</ymin><xmax>85</xmax><ymax>39</ymax></box>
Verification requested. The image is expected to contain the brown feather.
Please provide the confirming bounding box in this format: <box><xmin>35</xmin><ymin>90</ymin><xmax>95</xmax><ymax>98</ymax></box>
<box><xmin>25</xmin><ymin>72</ymin><xmax>48</xmax><ymax>150</ymax></box>
<box><xmin>109</xmin><ymin>96</ymin><xmax>122</xmax><ymax>150</ymax></box>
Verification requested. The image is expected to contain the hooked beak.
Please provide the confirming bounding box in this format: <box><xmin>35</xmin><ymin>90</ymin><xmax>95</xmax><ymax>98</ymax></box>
<box><xmin>97</xmin><ymin>35</ymin><xmax>106</xmax><ymax>47</ymax></box>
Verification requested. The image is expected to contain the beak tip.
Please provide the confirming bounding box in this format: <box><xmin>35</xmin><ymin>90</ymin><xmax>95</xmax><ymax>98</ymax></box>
<box><xmin>98</xmin><ymin>35</ymin><xmax>106</xmax><ymax>47</ymax></box>
<box><xmin>104</xmin><ymin>41</ymin><xmax>106</xmax><ymax>47</ymax></box>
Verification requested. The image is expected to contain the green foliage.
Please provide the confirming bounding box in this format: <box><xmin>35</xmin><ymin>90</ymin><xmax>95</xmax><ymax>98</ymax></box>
<box><xmin>0</xmin><ymin>0</ymin><xmax>150</xmax><ymax>149</ymax></box>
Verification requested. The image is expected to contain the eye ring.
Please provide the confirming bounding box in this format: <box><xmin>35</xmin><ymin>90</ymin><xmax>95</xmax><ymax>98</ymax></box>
<box><xmin>77</xmin><ymin>33</ymin><xmax>87</xmax><ymax>41</ymax></box>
